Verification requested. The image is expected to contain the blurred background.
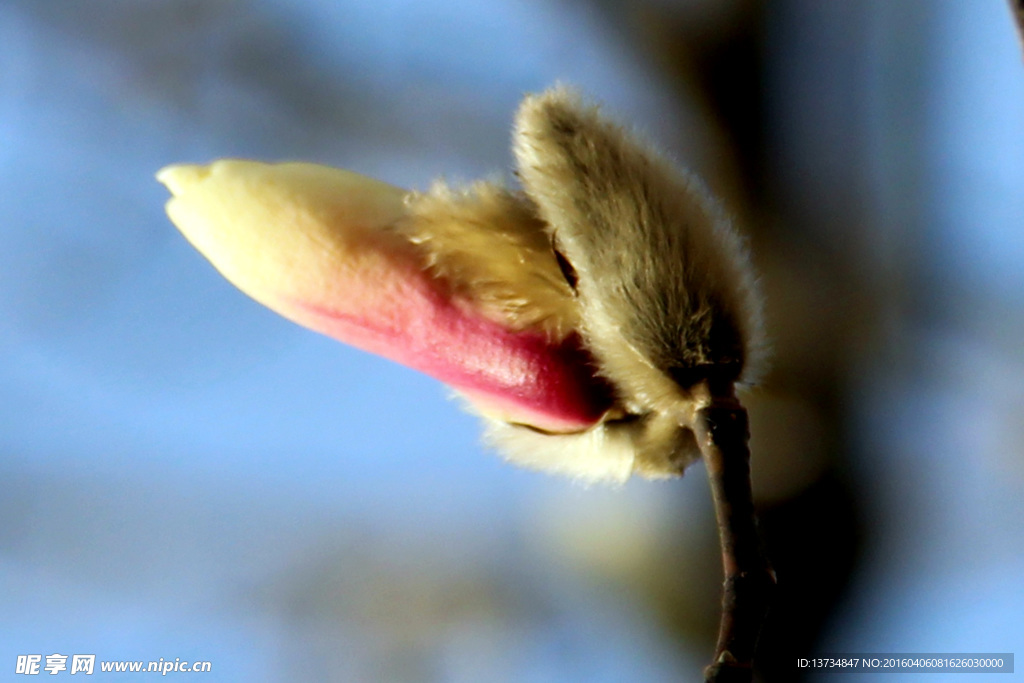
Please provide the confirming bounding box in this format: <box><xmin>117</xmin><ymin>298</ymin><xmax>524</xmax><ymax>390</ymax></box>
<box><xmin>1</xmin><ymin>1</ymin><xmax>1022</xmax><ymax>681</ymax></box>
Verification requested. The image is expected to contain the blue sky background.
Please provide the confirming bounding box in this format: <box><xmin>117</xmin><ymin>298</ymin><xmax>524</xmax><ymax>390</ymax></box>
<box><xmin>1</xmin><ymin>1</ymin><xmax>1023</xmax><ymax>681</ymax></box>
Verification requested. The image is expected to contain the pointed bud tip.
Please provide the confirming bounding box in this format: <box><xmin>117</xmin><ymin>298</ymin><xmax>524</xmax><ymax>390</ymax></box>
<box><xmin>156</xmin><ymin>163</ymin><xmax>212</xmax><ymax>197</ymax></box>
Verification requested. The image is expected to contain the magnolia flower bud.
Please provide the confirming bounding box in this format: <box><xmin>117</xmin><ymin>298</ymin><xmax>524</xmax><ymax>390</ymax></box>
<box><xmin>159</xmin><ymin>87</ymin><xmax>763</xmax><ymax>483</ymax></box>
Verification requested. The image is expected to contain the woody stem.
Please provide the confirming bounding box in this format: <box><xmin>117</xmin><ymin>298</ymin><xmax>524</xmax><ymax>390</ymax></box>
<box><xmin>693</xmin><ymin>384</ymin><xmax>775</xmax><ymax>683</ymax></box>
<box><xmin>1011</xmin><ymin>0</ymin><xmax>1024</xmax><ymax>55</ymax></box>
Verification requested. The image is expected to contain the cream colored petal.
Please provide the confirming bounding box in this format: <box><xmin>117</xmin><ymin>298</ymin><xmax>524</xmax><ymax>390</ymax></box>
<box><xmin>159</xmin><ymin>160</ymin><xmax>614</xmax><ymax>434</ymax></box>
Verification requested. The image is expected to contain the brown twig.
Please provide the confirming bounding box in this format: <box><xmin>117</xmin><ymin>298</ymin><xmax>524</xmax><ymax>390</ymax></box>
<box><xmin>1011</xmin><ymin>0</ymin><xmax>1024</xmax><ymax>55</ymax></box>
<box><xmin>691</xmin><ymin>381</ymin><xmax>775</xmax><ymax>683</ymax></box>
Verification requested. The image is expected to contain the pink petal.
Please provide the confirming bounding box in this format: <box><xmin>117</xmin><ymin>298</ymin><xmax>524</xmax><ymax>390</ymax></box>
<box><xmin>158</xmin><ymin>160</ymin><xmax>613</xmax><ymax>432</ymax></box>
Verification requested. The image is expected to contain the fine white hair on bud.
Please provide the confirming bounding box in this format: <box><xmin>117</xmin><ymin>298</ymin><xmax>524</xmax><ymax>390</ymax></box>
<box><xmin>514</xmin><ymin>87</ymin><xmax>765</xmax><ymax>397</ymax></box>
<box><xmin>486</xmin><ymin>86</ymin><xmax>766</xmax><ymax>480</ymax></box>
